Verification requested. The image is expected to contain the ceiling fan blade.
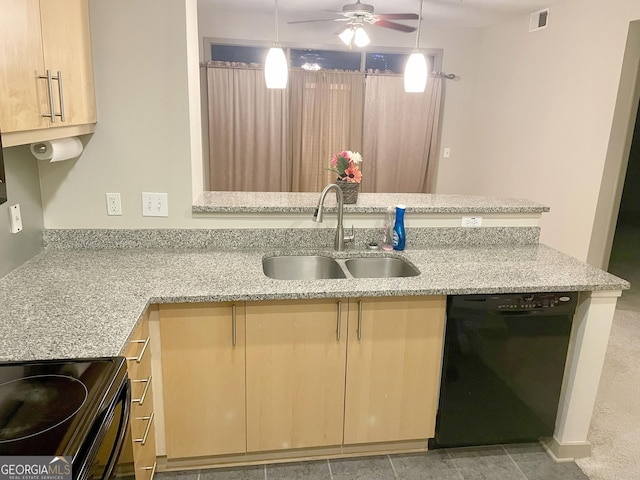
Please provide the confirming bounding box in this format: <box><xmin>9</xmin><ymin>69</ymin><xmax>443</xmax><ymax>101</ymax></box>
<box><xmin>287</xmin><ymin>18</ymin><xmax>344</xmax><ymax>24</ymax></box>
<box><xmin>375</xmin><ymin>13</ymin><xmax>419</xmax><ymax>20</ymax></box>
<box><xmin>372</xmin><ymin>19</ymin><xmax>416</xmax><ymax>32</ymax></box>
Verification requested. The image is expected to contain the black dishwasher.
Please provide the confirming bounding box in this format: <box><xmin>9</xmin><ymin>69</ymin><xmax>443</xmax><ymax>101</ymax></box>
<box><xmin>430</xmin><ymin>292</ymin><xmax>578</xmax><ymax>448</ymax></box>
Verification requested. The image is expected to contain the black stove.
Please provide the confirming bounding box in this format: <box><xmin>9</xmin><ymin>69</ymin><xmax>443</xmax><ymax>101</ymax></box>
<box><xmin>0</xmin><ymin>357</ymin><xmax>130</xmax><ymax>480</ymax></box>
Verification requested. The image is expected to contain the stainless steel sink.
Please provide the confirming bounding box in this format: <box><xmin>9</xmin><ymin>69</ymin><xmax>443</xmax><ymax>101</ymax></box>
<box><xmin>344</xmin><ymin>257</ymin><xmax>420</xmax><ymax>278</ymax></box>
<box><xmin>263</xmin><ymin>255</ymin><xmax>346</xmax><ymax>280</ymax></box>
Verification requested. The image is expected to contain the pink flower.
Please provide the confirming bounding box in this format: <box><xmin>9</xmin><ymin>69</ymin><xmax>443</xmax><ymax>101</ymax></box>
<box><xmin>343</xmin><ymin>162</ymin><xmax>362</xmax><ymax>183</ymax></box>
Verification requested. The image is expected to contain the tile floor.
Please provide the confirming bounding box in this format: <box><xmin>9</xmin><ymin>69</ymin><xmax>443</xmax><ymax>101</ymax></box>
<box><xmin>152</xmin><ymin>443</ymin><xmax>588</xmax><ymax>480</ymax></box>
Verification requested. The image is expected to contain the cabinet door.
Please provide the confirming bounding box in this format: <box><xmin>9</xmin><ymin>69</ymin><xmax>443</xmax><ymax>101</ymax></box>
<box><xmin>40</xmin><ymin>0</ymin><xmax>96</xmax><ymax>126</ymax></box>
<box><xmin>0</xmin><ymin>0</ymin><xmax>49</xmax><ymax>132</ymax></box>
<box><xmin>159</xmin><ymin>303</ymin><xmax>246</xmax><ymax>459</ymax></box>
<box><xmin>245</xmin><ymin>299</ymin><xmax>347</xmax><ymax>452</ymax></box>
<box><xmin>344</xmin><ymin>296</ymin><xmax>446</xmax><ymax>444</ymax></box>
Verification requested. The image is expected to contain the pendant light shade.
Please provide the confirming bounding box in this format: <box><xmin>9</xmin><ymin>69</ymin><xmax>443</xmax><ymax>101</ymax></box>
<box><xmin>265</xmin><ymin>0</ymin><xmax>288</xmax><ymax>89</ymax></box>
<box><xmin>404</xmin><ymin>52</ymin><xmax>428</xmax><ymax>92</ymax></box>
<box><xmin>265</xmin><ymin>46</ymin><xmax>288</xmax><ymax>89</ymax></box>
<box><xmin>404</xmin><ymin>0</ymin><xmax>427</xmax><ymax>93</ymax></box>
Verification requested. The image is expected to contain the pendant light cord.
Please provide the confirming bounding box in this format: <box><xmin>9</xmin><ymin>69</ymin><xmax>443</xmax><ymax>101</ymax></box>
<box><xmin>274</xmin><ymin>0</ymin><xmax>280</xmax><ymax>44</ymax></box>
<box><xmin>415</xmin><ymin>0</ymin><xmax>424</xmax><ymax>49</ymax></box>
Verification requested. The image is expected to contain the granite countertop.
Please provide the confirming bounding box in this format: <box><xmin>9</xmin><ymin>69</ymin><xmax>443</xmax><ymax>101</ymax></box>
<box><xmin>0</xmin><ymin>244</ymin><xmax>628</xmax><ymax>362</ymax></box>
<box><xmin>193</xmin><ymin>192</ymin><xmax>551</xmax><ymax>214</ymax></box>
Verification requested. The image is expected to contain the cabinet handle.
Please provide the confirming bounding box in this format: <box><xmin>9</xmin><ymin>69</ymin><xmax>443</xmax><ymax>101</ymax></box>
<box><xmin>39</xmin><ymin>70</ymin><xmax>56</xmax><ymax>123</ymax></box>
<box><xmin>55</xmin><ymin>71</ymin><xmax>65</xmax><ymax>122</ymax></box>
<box><xmin>336</xmin><ymin>301</ymin><xmax>342</xmax><ymax>341</ymax></box>
<box><xmin>145</xmin><ymin>462</ymin><xmax>157</xmax><ymax>480</ymax></box>
<box><xmin>132</xmin><ymin>375</ymin><xmax>152</xmax><ymax>406</ymax></box>
<box><xmin>127</xmin><ymin>337</ymin><xmax>150</xmax><ymax>363</ymax></box>
<box><xmin>357</xmin><ymin>300</ymin><xmax>363</xmax><ymax>340</ymax></box>
<box><xmin>232</xmin><ymin>304</ymin><xmax>237</xmax><ymax>346</ymax></box>
<box><xmin>134</xmin><ymin>412</ymin><xmax>154</xmax><ymax>445</ymax></box>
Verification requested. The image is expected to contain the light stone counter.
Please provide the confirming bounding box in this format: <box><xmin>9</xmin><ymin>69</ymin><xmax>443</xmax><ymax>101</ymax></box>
<box><xmin>0</xmin><ymin>243</ymin><xmax>628</xmax><ymax>362</ymax></box>
<box><xmin>193</xmin><ymin>191</ymin><xmax>550</xmax><ymax>214</ymax></box>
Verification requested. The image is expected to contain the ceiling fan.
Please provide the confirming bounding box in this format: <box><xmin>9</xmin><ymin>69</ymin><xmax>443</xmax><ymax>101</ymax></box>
<box><xmin>288</xmin><ymin>1</ymin><xmax>419</xmax><ymax>46</ymax></box>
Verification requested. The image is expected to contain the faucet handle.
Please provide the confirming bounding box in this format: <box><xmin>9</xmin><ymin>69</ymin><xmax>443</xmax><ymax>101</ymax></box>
<box><xmin>344</xmin><ymin>225</ymin><xmax>355</xmax><ymax>244</ymax></box>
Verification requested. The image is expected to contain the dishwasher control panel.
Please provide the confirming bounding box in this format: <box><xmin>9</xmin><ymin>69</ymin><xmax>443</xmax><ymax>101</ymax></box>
<box><xmin>450</xmin><ymin>292</ymin><xmax>578</xmax><ymax>315</ymax></box>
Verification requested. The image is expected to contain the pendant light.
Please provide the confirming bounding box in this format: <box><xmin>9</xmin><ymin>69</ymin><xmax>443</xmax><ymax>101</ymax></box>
<box><xmin>404</xmin><ymin>0</ymin><xmax>428</xmax><ymax>93</ymax></box>
<box><xmin>265</xmin><ymin>0</ymin><xmax>288</xmax><ymax>89</ymax></box>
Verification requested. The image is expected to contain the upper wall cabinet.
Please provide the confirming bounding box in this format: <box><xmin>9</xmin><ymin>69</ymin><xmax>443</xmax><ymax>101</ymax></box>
<box><xmin>0</xmin><ymin>0</ymin><xmax>96</xmax><ymax>146</ymax></box>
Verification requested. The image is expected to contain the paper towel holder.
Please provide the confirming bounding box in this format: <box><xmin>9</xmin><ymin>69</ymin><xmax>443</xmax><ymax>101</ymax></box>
<box><xmin>33</xmin><ymin>143</ymin><xmax>48</xmax><ymax>154</ymax></box>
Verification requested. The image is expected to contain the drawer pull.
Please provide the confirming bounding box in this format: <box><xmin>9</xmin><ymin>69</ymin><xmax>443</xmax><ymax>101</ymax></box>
<box><xmin>39</xmin><ymin>70</ymin><xmax>56</xmax><ymax>123</ymax></box>
<box><xmin>127</xmin><ymin>337</ymin><xmax>150</xmax><ymax>363</ymax></box>
<box><xmin>145</xmin><ymin>462</ymin><xmax>157</xmax><ymax>480</ymax></box>
<box><xmin>336</xmin><ymin>301</ymin><xmax>342</xmax><ymax>341</ymax></box>
<box><xmin>55</xmin><ymin>71</ymin><xmax>65</xmax><ymax>122</ymax></box>
<box><xmin>132</xmin><ymin>375</ymin><xmax>152</xmax><ymax>406</ymax></box>
<box><xmin>232</xmin><ymin>304</ymin><xmax>237</xmax><ymax>346</ymax></box>
<box><xmin>134</xmin><ymin>412</ymin><xmax>154</xmax><ymax>445</ymax></box>
<box><xmin>357</xmin><ymin>300</ymin><xmax>363</xmax><ymax>340</ymax></box>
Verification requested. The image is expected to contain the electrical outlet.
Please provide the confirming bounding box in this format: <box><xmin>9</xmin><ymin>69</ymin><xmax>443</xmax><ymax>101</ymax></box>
<box><xmin>9</xmin><ymin>204</ymin><xmax>23</xmax><ymax>234</ymax></box>
<box><xmin>461</xmin><ymin>216</ymin><xmax>482</xmax><ymax>227</ymax></box>
<box><xmin>106</xmin><ymin>193</ymin><xmax>122</xmax><ymax>216</ymax></box>
<box><xmin>142</xmin><ymin>192</ymin><xmax>168</xmax><ymax>217</ymax></box>
<box><xmin>443</xmin><ymin>147</ymin><xmax>451</xmax><ymax>158</ymax></box>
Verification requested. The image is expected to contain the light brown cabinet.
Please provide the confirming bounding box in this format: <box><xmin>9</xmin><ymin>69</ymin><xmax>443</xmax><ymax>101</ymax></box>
<box><xmin>159</xmin><ymin>302</ymin><xmax>246</xmax><ymax>459</ymax></box>
<box><xmin>156</xmin><ymin>296</ymin><xmax>445</xmax><ymax>464</ymax></box>
<box><xmin>121</xmin><ymin>309</ymin><xmax>157</xmax><ymax>480</ymax></box>
<box><xmin>343</xmin><ymin>296</ymin><xmax>446</xmax><ymax>444</ymax></box>
<box><xmin>0</xmin><ymin>0</ymin><xmax>96</xmax><ymax>145</ymax></box>
<box><xmin>245</xmin><ymin>299</ymin><xmax>347</xmax><ymax>452</ymax></box>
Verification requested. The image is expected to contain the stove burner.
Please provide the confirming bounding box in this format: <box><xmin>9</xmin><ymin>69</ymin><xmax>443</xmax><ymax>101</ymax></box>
<box><xmin>0</xmin><ymin>374</ymin><xmax>88</xmax><ymax>443</ymax></box>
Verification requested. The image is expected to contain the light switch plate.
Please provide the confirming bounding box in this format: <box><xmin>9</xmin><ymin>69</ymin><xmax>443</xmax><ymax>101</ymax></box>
<box><xmin>9</xmin><ymin>204</ymin><xmax>23</xmax><ymax>233</ymax></box>
<box><xmin>142</xmin><ymin>192</ymin><xmax>168</xmax><ymax>217</ymax></box>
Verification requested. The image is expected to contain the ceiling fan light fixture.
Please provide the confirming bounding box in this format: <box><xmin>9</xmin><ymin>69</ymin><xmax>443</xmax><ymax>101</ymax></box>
<box><xmin>353</xmin><ymin>26</ymin><xmax>370</xmax><ymax>47</ymax></box>
<box><xmin>265</xmin><ymin>0</ymin><xmax>288</xmax><ymax>89</ymax></box>
<box><xmin>265</xmin><ymin>46</ymin><xmax>288</xmax><ymax>88</ymax></box>
<box><xmin>339</xmin><ymin>26</ymin><xmax>355</xmax><ymax>46</ymax></box>
<box><xmin>404</xmin><ymin>51</ymin><xmax>428</xmax><ymax>92</ymax></box>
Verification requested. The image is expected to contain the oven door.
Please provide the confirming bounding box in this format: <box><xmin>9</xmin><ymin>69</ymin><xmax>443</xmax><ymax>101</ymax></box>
<box><xmin>73</xmin><ymin>373</ymin><xmax>131</xmax><ymax>480</ymax></box>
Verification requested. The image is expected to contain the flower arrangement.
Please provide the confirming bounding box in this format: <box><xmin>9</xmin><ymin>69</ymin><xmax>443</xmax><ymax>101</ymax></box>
<box><xmin>329</xmin><ymin>150</ymin><xmax>363</xmax><ymax>184</ymax></box>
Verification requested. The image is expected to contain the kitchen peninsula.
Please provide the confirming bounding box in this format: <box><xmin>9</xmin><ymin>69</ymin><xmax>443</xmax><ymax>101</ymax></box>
<box><xmin>0</xmin><ymin>193</ymin><xmax>629</xmax><ymax>470</ymax></box>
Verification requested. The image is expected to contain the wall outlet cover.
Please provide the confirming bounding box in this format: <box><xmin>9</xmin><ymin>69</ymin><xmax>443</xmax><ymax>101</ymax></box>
<box><xmin>9</xmin><ymin>204</ymin><xmax>23</xmax><ymax>234</ymax></box>
<box><xmin>461</xmin><ymin>216</ymin><xmax>483</xmax><ymax>227</ymax></box>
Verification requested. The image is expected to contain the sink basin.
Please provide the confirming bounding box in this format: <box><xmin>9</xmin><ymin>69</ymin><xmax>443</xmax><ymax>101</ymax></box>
<box><xmin>263</xmin><ymin>255</ymin><xmax>346</xmax><ymax>280</ymax></box>
<box><xmin>344</xmin><ymin>257</ymin><xmax>420</xmax><ymax>278</ymax></box>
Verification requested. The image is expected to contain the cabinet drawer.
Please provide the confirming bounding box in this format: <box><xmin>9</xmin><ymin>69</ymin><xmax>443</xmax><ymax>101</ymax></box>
<box><xmin>130</xmin><ymin>382</ymin><xmax>154</xmax><ymax>442</ymax></box>
<box><xmin>132</xmin><ymin>421</ymin><xmax>156</xmax><ymax>480</ymax></box>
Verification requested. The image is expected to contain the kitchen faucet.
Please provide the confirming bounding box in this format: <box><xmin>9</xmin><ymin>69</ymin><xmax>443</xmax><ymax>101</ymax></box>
<box><xmin>313</xmin><ymin>183</ymin><xmax>355</xmax><ymax>251</ymax></box>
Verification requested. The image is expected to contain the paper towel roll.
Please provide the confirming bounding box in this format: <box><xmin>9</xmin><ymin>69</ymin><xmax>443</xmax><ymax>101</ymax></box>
<box><xmin>30</xmin><ymin>137</ymin><xmax>83</xmax><ymax>162</ymax></box>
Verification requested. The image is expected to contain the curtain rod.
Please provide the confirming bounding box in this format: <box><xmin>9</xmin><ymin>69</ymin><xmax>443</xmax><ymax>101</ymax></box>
<box><xmin>200</xmin><ymin>63</ymin><xmax>457</xmax><ymax>79</ymax></box>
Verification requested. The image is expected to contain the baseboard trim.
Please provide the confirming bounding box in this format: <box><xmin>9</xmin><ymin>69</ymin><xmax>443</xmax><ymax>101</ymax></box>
<box><xmin>156</xmin><ymin>439</ymin><xmax>429</xmax><ymax>472</ymax></box>
<box><xmin>541</xmin><ymin>436</ymin><xmax>592</xmax><ymax>461</ymax></box>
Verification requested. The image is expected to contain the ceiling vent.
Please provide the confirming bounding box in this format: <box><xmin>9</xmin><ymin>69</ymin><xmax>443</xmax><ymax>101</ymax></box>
<box><xmin>529</xmin><ymin>8</ymin><xmax>549</xmax><ymax>32</ymax></box>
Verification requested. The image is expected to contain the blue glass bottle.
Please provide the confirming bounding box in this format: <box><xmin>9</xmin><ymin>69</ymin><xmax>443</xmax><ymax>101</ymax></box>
<box><xmin>392</xmin><ymin>204</ymin><xmax>406</xmax><ymax>251</ymax></box>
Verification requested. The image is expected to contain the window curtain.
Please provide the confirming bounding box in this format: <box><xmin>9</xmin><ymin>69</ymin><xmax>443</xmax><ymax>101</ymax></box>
<box><xmin>361</xmin><ymin>75</ymin><xmax>443</xmax><ymax>193</ymax></box>
<box><xmin>289</xmin><ymin>70</ymin><xmax>364</xmax><ymax>192</ymax></box>
<box><xmin>207</xmin><ymin>66</ymin><xmax>289</xmax><ymax>191</ymax></box>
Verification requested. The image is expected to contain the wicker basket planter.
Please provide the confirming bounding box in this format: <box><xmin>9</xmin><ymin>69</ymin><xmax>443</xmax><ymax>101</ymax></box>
<box><xmin>335</xmin><ymin>179</ymin><xmax>359</xmax><ymax>204</ymax></box>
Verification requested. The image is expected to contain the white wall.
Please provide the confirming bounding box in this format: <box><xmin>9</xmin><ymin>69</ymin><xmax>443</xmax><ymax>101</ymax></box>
<box><xmin>464</xmin><ymin>0</ymin><xmax>640</xmax><ymax>261</ymax></box>
<box><xmin>0</xmin><ymin>146</ymin><xmax>44</xmax><ymax>276</ymax></box>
